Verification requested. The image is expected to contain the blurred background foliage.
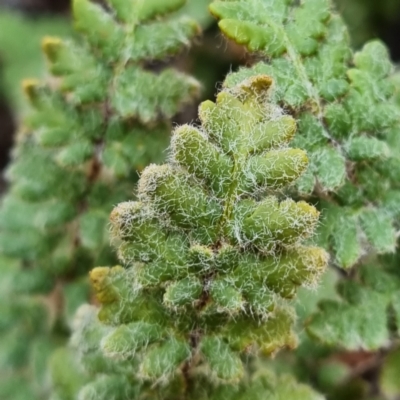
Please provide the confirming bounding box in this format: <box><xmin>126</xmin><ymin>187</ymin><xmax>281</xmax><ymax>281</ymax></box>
<box><xmin>0</xmin><ymin>10</ymin><xmax>71</xmax><ymax>112</ymax></box>
<box><xmin>336</xmin><ymin>0</ymin><xmax>400</xmax><ymax>52</ymax></box>
<box><xmin>2</xmin><ymin>0</ymin><xmax>398</xmax><ymax>174</ymax></box>
<box><xmin>0</xmin><ymin>0</ymin><xmax>400</xmax><ymax>398</ymax></box>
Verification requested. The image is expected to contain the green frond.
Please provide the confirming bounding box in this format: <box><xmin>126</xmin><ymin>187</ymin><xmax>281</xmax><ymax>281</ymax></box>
<box><xmin>210</xmin><ymin>0</ymin><xmax>400</xmax><ymax>268</ymax></box>
<box><xmin>83</xmin><ymin>75</ymin><xmax>327</xmax><ymax>395</ymax></box>
<box><xmin>0</xmin><ymin>1</ymin><xmax>200</xmax><ymax>398</ymax></box>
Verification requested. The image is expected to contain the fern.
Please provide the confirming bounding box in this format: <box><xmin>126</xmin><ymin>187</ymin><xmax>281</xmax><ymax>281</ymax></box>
<box><xmin>2</xmin><ymin>0</ymin><xmax>400</xmax><ymax>398</ymax></box>
<box><xmin>67</xmin><ymin>74</ymin><xmax>328</xmax><ymax>399</ymax></box>
<box><xmin>202</xmin><ymin>10</ymin><xmax>400</xmax><ymax>400</ymax></box>
<box><xmin>307</xmin><ymin>262</ymin><xmax>400</xmax><ymax>350</ymax></box>
<box><xmin>210</xmin><ymin>0</ymin><xmax>400</xmax><ymax>269</ymax></box>
<box><xmin>0</xmin><ymin>0</ymin><xmax>200</xmax><ymax>398</ymax></box>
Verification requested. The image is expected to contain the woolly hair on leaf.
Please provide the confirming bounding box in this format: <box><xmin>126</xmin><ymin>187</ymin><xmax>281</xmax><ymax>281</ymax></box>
<box><xmin>0</xmin><ymin>1</ymin><xmax>201</xmax><ymax>399</ymax></box>
<box><xmin>210</xmin><ymin>9</ymin><xmax>400</xmax><ymax>378</ymax></box>
<box><xmin>210</xmin><ymin>0</ymin><xmax>400</xmax><ymax>269</ymax></box>
<box><xmin>83</xmin><ymin>75</ymin><xmax>328</xmax><ymax>395</ymax></box>
<box><xmin>46</xmin><ymin>0</ymin><xmax>201</xmax><ymax>117</ymax></box>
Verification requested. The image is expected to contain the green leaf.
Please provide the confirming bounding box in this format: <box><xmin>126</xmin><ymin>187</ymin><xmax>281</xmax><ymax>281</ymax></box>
<box><xmin>226</xmin><ymin>308</ymin><xmax>297</xmax><ymax>355</ymax></box>
<box><xmin>245</xmin><ymin>148</ymin><xmax>309</xmax><ymax>189</ymax></box>
<box><xmin>296</xmin><ymin>169</ymin><xmax>315</xmax><ymax>195</ymax></box>
<box><xmin>313</xmin><ymin>147</ymin><xmax>346</xmax><ymax>191</ymax></box>
<box><xmin>163</xmin><ymin>278</ymin><xmax>203</xmax><ymax>308</ymax></box>
<box><xmin>238</xmin><ymin>197</ymin><xmax>319</xmax><ymax>249</ymax></box>
<box><xmin>201</xmin><ymin>336</ymin><xmax>244</xmax><ymax>381</ymax></box>
<box><xmin>209</xmin><ymin>279</ymin><xmax>244</xmax><ymax>314</ymax></box>
<box><xmin>140</xmin><ymin>339</ymin><xmax>190</xmax><ymax>378</ymax></box>
<box><xmin>172</xmin><ymin>124</ymin><xmax>233</xmax><ymax>195</ymax></box>
<box><xmin>346</xmin><ymin>136</ymin><xmax>390</xmax><ymax>161</ymax></box>
<box><xmin>217</xmin><ymin>19</ymin><xmax>286</xmax><ymax>54</ymax></box>
<box><xmin>323</xmin><ymin>103</ymin><xmax>352</xmax><ymax>140</ymax></box>
<box><xmin>307</xmin><ymin>283</ymin><xmax>390</xmax><ymax>350</ymax></box>
<box><xmin>359</xmin><ymin>209</ymin><xmax>396</xmax><ymax>254</ymax></box>
<box><xmin>43</xmin><ymin>38</ymin><xmax>109</xmax><ymax>103</ymax></box>
<box><xmin>130</xmin><ymin>17</ymin><xmax>199</xmax><ymax>61</ymax></box>
<box><xmin>101</xmin><ymin>322</ymin><xmax>162</xmax><ymax>359</ymax></box>
<box><xmin>354</xmin><ymin>40</ymin><xmax>393</xmax><ymax>79</ymax></box>
<box><xmin>135</xmin><ymin>0</ymin><xmax>186</xmax><ymax>22</ymax></box>
<box><xmin>138</xmin><ymin>164</ymin><xmax>222</xmax><ymax>234</ymax></box>
<box><xmin>105</xmin><ymin>0</ymin><xmax>134</xmax><ymax>23</ymax></box>
<box><xmin>111</xmin><ymin>67</ymin><xmax>200</xmax><ymax>123</ymax></box>
<box><xmin>210</xmin><ymin>0</ymin><xmax>333</xmax><ymax>100</ymax></box>
<box><xmin>332</xmin><ymin>214</ymin><xmax>362</xmax><ymax>268</ymax></box>
<box><xmin>73</xmin><ymin>0</ymin><xmax>123</xmax><ymax>60</ymax></box>
<box><xmin>56</xmin><ymin>140</ymin><xmax>93</xmax><ymax>167</ymax></box>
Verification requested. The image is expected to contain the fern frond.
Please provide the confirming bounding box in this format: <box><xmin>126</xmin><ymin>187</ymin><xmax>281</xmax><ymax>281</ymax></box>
<box><xmin>210</xmin><ymin>0</ymin><xmax>400</xmax><ymax>268</ymax></box>
<box><xmin>78</xmin><ymin>76</ymin><xmax>327</xmax><ymax>397</ymax></box>
<box><xmin>0</xmin><ymin>1</ymin><xmax>200</xmax><ymax>398</ymax></box>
